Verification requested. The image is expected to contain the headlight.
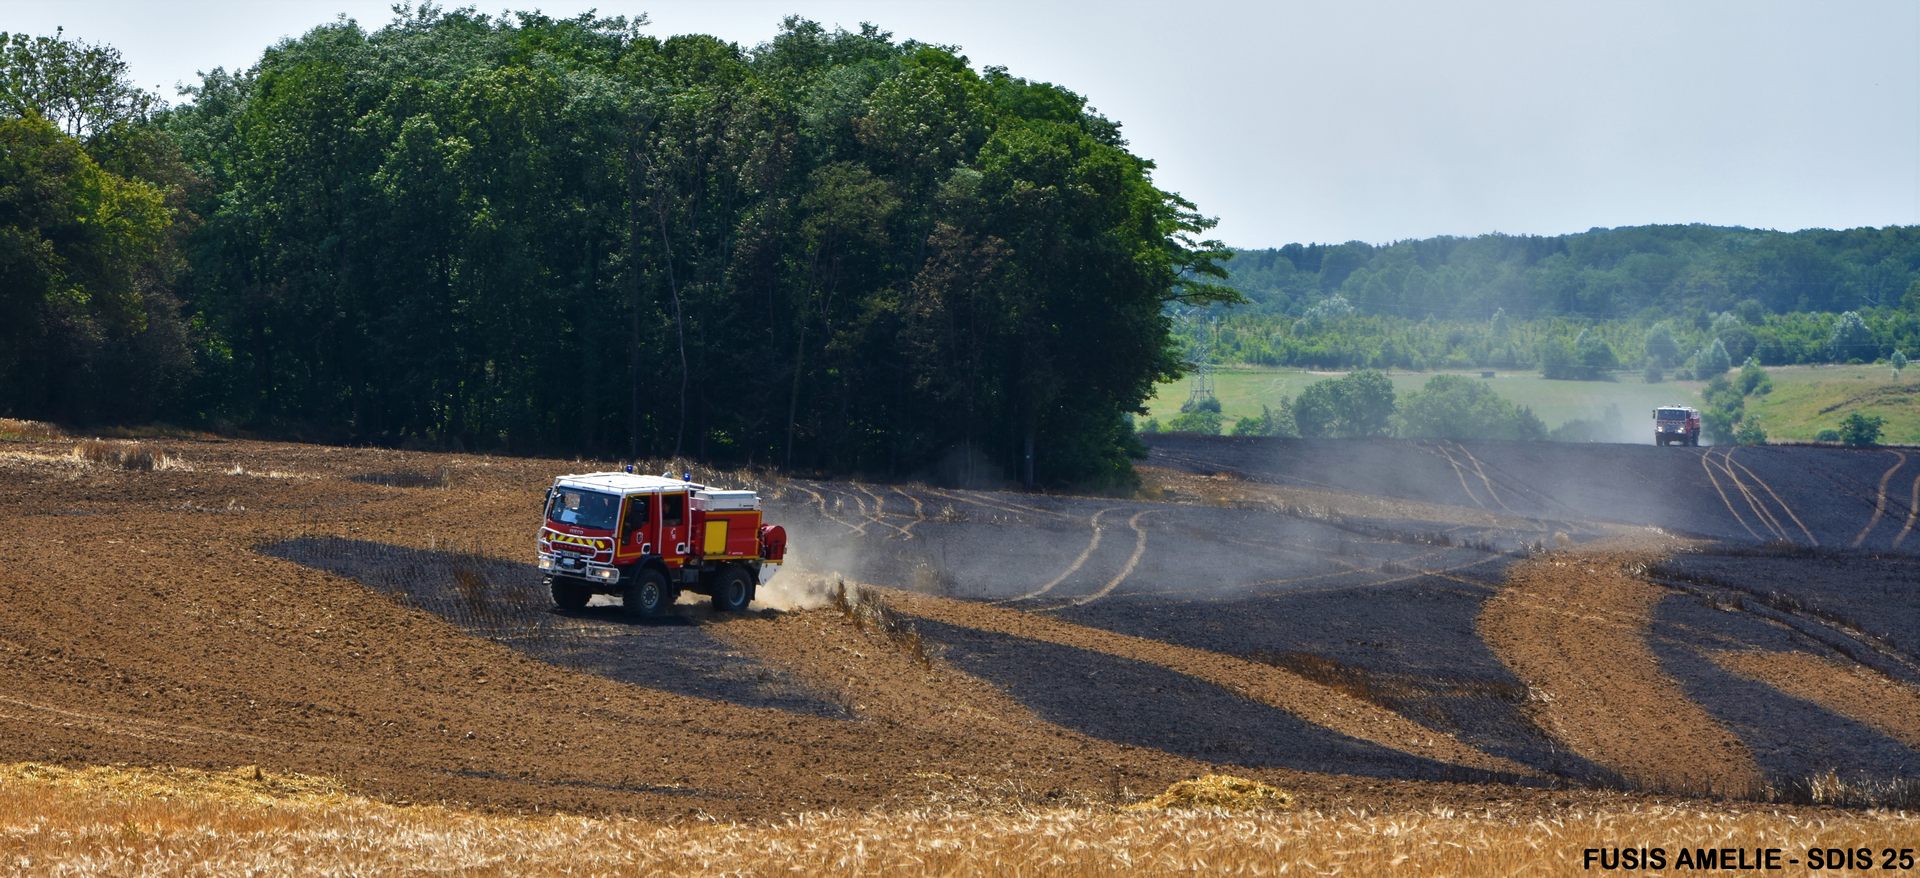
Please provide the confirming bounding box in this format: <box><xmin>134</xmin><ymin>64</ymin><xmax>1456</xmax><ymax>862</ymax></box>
<box><xmin>589</xmin><ymin>567</ymin><xmax>619</xmax><ymax>582</ymax></box>
<box><xmin>537</xmin><ymin>556</ymin><xmax>555</xmax><ymax>571</ymax></box>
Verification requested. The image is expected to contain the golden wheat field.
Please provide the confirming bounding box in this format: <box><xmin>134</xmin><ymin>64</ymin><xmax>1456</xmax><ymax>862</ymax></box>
<box><xmin>2</xmin><ymin>763</ymin><xmax>1915</xmax><ymax>877</ymax></box>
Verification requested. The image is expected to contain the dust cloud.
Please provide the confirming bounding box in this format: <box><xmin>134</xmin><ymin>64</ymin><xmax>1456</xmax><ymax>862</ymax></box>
<box><xmin>752</xmin><ymin>573</ymin><xmax>835</xmax><ymax>611</ymax></box>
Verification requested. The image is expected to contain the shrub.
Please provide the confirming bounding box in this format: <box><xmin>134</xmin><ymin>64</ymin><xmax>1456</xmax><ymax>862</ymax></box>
<box><xmin>1643</xmin><ymin>362</ymin><xmax>1664</xmax><ymax>384</ymax></box>
<box><xmin>1165</xmin><ymin>408</ymin><xmax>1223</xmax><ymax>435</ymax></box>
<box><xmin>1733</xmin><ymin>417</ymin><xmax>1768</xmax><ymax>446</ymax></box>
<box><xmin>1838</xmin><ymin>412</ymin><xmax>1885</xmax><ymax>447</ymax></box>
<box><xmin>1179</xmin><ymin>395</ymin><xmax>1222</xmax><ymax>414</ymax></box>
<box><xmin>1815</xmin><ymin>429</ymin><xmax>1842</xmax><ymax>443</ymax></box>
<box><xmin>1230</xmin><ymin>403</ymin><xmax>1297</xmax><ymax>438</ymax></box>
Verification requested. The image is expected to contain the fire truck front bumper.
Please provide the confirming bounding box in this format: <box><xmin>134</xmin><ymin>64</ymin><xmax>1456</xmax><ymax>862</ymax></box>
<box><xmin>538</xmin><ymin>553</ymin><xmax>621</xmax><ymax>584</ymax></box>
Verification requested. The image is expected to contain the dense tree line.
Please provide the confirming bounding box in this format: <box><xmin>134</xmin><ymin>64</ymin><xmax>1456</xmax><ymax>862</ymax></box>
<box><xmin>2</xmin><ymin>11</ymin><xmax>1234</xmax><ymax>487</ymax></box>
<box><xmin>1191</xmin><ymin>226</ymin><xmax>1920</xmax><ymax>376</ymax></box>
<box><xmin>1189</xmin><ymin>296</ymin><xmax>1920</xmax><ymax>377</ymax></box>
<box><xmin>1144</xmin><ymin>370</ymin><xmax>1545</xmax><ymax>442</ymax></box>
<box><xmin>1222</xmin><ymin>225</ymin><xmax>1920</xmax><ymax>320</ymax></box>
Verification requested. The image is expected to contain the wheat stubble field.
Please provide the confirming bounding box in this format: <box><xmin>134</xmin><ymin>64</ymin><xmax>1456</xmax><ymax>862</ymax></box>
<box><xmin>0</xmin><ymin>423</ymin><xmax>1916</xmax><ymax>874</ymax></box>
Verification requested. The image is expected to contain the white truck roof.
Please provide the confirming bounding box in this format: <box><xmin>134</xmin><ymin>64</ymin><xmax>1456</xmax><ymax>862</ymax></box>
<box><xmin>552</xmin><ymin>472</ymin><xmax>706</xmax><ymax>494</ymax></box>
<box><xmin>551</xmin><ymin>472</ymin><xmax>762</xmax><ymax>511</ymax></box>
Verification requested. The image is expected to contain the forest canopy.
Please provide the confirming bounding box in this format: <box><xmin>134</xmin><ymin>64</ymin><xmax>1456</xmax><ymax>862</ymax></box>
<box><xmin>1</xmin><ymin>10</ymin><xmax>1235</xmax><ymax>488</ymax></box>
<box><xmin>1185</xmin><ymin>227</ymin><xmax>1920</xmax><ymax>375</ymax></box>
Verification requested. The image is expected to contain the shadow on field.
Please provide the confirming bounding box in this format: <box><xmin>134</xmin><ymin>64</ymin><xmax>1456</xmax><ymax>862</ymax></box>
<box><xmin>914</xmin><ymin>618</ymin><xmax>1538</xmax><ymax>786</ymax></box>
<box><xmin>261</xmin><ymin>536</ymin><xmax>844</xmax><ymax>717</ymax></box>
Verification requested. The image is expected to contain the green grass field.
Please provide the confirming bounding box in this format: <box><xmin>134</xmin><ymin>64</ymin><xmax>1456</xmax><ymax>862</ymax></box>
<box><xmin>1746</xmin><ymin>366</ymin><xmax>1920</xmax><ymax>443</ymax></box>
<box><xmin>1146</xmin><ymin>365</ymin><xmax>1919</xmax><ymax>445</ymax></box>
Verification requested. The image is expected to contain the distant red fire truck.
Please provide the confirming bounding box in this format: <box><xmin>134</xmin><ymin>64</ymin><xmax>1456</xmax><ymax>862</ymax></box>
<box><xmin>1653</xmin><ymin>405</ymin><xmax>1701</xmax><ymax>447</ymax></box>
<box><xmin>537</xmin><ymin>472</ymin><xmax>786</xmax><ymax>616</ymax></box>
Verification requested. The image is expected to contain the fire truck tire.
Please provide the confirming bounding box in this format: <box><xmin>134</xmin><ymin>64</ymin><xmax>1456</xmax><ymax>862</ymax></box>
<box><xmin>549</xmin><ymin>576</ymin><xmax>590</xmax><ymax>611</ymax></box>
<box><xmin>711</xmin><ymin>567</ymin><xmax>753</xmax><ymax>613</ymax></box>
<box><xmin>623</xmin><ymin>568</ymin><xmax>671</xmax><ymax>619</ymax></box>
<box><xmin>1657</xmin><ymin>436</ymin><xmax>1667</xmax><ymax>447</ymax></box>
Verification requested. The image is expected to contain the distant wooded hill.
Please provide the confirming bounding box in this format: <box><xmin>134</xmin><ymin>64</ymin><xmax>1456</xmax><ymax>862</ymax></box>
<box><xmin>1219</xmin><ymin>225</ymin><xmax>1920</xmax><ymax>320</ymax></box>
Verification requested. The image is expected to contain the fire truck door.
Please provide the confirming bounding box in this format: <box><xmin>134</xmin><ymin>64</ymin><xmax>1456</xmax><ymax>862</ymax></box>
<box><xmin>660</xmin><ymin>491</ymin><xmax>688</xmax><ymax>557</ymax></box>
<box><xmin>619</xmin><ymin>494</ymin><xmax>652</xmax><ymax>561</ymax></box>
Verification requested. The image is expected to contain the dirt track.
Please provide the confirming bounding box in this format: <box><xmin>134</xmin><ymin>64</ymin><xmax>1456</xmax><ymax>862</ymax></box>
<box><xmin>0</xmin><ymin>433</ymin><xmax>1915</xmax><ymax>817</ymax></box>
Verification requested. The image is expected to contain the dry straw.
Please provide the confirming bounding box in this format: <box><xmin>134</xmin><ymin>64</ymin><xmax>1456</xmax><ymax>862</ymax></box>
<box><xmin>1124</xmin><ymin>774</ymin><xmax>1295</xmax><ymax>812</ymax></box>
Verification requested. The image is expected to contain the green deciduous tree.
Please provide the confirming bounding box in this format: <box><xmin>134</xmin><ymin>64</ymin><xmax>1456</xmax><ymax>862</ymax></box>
<box><xmin>0</xmin><ymin>111</ymin><xmax>189</xmax><ymax>422</ymax></box>
<box><xmin>1838</xmin><ymin>412</ymin><xmax>1885</xmax><ymax>447</ymax></box>
<box><xmin>1828</xmin><ymin>311</ymin><xmax>1874</xmax><ymax>363</ymax></box>
<box><xmin>1737</xmin><ymin>358</ymin><xmax>1772</xmax><ymax>396</ymax></box>
<box><xmin>1397</xmin><ymin>374</ymin><xmax>1546</xmax><ymax>440</ymax></box>
<box><xmin>1293</xmin><ymin>370</ymin><xmax>1395</xmax><ymax>438</ymax></box>
<box><xmin>1695</xmin><ymin>338</ymin><xmax>1732</xmax><ymax>377</ymax></box>
<box><xmin>1643</xmin><ymin>321</ymin><xmax>1680</xmax><ymax>367</ymax></box>
<box><xmin>1</xmin><ymin>29</ymin><xmax>158</xmax><ymax>139</ymax></box>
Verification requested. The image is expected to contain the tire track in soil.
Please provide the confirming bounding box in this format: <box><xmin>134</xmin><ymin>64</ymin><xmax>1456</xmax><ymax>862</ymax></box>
<box><xmin>1422</xmin><ymin>442</ymin><xmax>1486</xmax><ymax>509</ymax></box>
<box><xmin>1852</xmin><ymin>451</ymin><xmax>1907</xmax><ymax>548</ymax></box>
<box><xmin>1723</xmin><ymin>449</ymin><xmax>1818</xmax><ymax>546</ymax></box>
<box><xmin>1697</xmin><ymin>449</ymin><xmax>1765</xmax><ymax>542</ymax></box>
<box><xmin>853</xmin><ymin>483</ymin><xmax>913</xmax><ymax>540</ymax></box>
<box><xmin>1057</xmin><ymin>510</ymin><xmax>1156</xmax><ymax>608</ymax></box>
<box><xmin>1716</xmin><ymin>448</ymin><xmax>1792</xmax><ymax>542</ymax></box>
<box><xmin>1449</xmin><ymin>443</ymin><xmax>1519</xmax><ymax>517</ymax></box>
<box><xmin>891</xmin><ymin>487</ymin><xmax>927</xmax><ymax>538</ymax></box>
<box><xmin>1478</xmin><ymin>537</ymin><xmax>1766</xmax><ymax>796</ymax></box>
<box><xmin>1456</xmin><ymin>444</ymin><xmax>1588</xmax><ymax>523</ymax></box>
<box><xmin>925</xmin><ymin>488</ymin><xmax>1069</xmax><ymax>521</ymax></box>
<box><xmin>792</xmin><ymin>482</ymin><xmax>866</xmax><ymax>535</ymax></box>
<box><xmin>999</xmin><ymin>507</ymin><xmax>1121</xmax><ymax>604</ymax></box>
<box><xmin>881</xmin><ymin>590</ymin><xmax>1532</xmax><ymax>777</ymax></box>
<box><xmin>1896</xmin><ymin>471</ymin><xmax>1920</xmax><ymax>549</ymax></box>
<box><xmin>1712</xmin><ymin>651</ymin><xmax>1920</xmax><ymax>753</ymax></box>
<box><xmin>1124</xmin><ymin>530</ymin><xmax>1482</xmax><ymax>598</ymax></box>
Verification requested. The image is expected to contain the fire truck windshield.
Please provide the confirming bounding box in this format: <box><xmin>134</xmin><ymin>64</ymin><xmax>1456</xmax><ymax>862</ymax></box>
<box><xmin>1656</xmin><ymin>409</ymin><xmax>1691</xmax><ymax>420</ymax></box>
<box><xmin>546</xmin><ymin>488</ymin><xmax>619</xmax><ymax>531</ymax></box>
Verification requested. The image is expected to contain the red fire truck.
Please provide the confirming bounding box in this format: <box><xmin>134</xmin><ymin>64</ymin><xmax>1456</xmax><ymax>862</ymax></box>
<box><xmin>1653</xmin><ymin>405</ymin><xmax>1702</xmax><ymax>447</ymax></box>
<box><xmin>537</xmin><ymin>472</ymin><xmax>787</xmax><ymax>616</ymax></box>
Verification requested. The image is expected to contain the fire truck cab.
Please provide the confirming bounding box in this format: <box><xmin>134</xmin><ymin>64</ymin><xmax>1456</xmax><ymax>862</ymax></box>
<box><xmin>537</xmin><ymin>472</ymin><xmax>786</xmax><ymax>617</ymax></box>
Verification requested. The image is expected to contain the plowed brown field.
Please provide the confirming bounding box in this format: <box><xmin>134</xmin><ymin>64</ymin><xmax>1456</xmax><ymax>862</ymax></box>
<box><xmin>2</xmin><ymin>432</ymin><xmax>1916</xmax><ymax>872</ymax></box>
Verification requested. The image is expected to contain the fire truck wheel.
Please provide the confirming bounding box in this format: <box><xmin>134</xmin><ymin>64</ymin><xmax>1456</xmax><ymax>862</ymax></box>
<box><xmin>623</xmin><ymin>568</ymin><xmax>671</xmax><ymax>619</ymax></box>
<box><xmin>711</xmin><ymin>567</ymin><xmax>753</xmax><ymax>613</ymax></box>
<box><xmin>549</xmin><ymin>576</ymin><xmax>590</xmax><ymax>611</ymax></box>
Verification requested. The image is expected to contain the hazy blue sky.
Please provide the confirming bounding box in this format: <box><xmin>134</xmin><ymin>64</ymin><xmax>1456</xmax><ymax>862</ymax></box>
<box><xmin>4</xmin><ymin>0</ymin><xmax>1915</xmax><ymax>247</ymax></box>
